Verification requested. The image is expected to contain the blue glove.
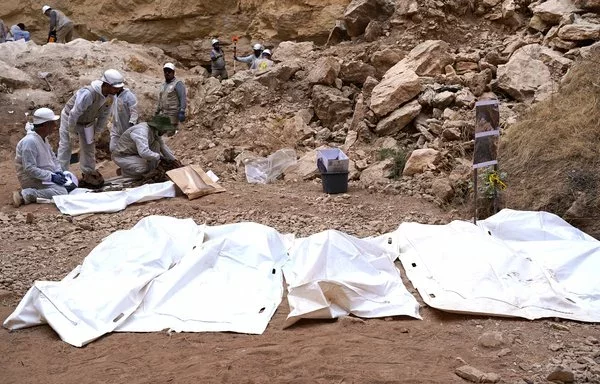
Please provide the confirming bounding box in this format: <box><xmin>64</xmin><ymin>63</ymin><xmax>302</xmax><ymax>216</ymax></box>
<box><xmin>178</xmin><ymin>111</ymin><xmax>185</xmax><ymax>122</ymax></box>
<box><xmin>51</xmin><ymin>173</ymin><xmax>67</xmax><ymax>185</ymax></box>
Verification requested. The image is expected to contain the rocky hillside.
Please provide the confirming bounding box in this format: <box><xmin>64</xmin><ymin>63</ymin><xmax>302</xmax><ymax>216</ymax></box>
<box><xmin>2</xmin><ymin>0</ymin><xmax>600</xmax><ymax>235</ymax></box>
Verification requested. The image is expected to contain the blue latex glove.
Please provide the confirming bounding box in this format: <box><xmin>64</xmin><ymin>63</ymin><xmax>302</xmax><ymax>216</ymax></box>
<box><xmin>51</xmin><ymin>172</ymin><xmax>67</xmax><ymax>185</ymax></box>
<box><xmin>178</xmin><ymin>110</ymin><xmax>185</xmax><ymax>122</ymax></box>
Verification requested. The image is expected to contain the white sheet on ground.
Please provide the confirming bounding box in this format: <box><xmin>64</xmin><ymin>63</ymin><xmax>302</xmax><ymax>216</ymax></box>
<box><xmin>283</xmin><ymin>230</ymin><xmax>421</xmax><ymax>327</ymax></box>
<box><xmin>53</xmin><ymin>181</ymin><xmax>176</xmax><ymax>216</ymax></box>
<box><xmin>396</xmin><ymin>209</ymin><xmax>600</xmax><ymax>322</ymax></box>
<box><xmin>116</xmin><ymin>222</ymin><xmax>291</xmax><ymax>335</ymax></box>
<box><xmin>3</xmin><ymin>216</ymin><xmax>199</xmax><ymax>347</ymax></box>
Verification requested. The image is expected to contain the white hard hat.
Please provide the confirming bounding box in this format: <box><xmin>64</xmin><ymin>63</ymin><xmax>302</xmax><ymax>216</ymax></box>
<box><xmin>262</xmin><ymin>49</ymin><xmax>272</xmax><ymax>56</ymax></box>
<box><xmin>163</xmin><ymin>62</ymin><xmax>175</xmax><ymax>71</ymax></box>
<box><xmin>211</xmin><ymin>38</ymin><xmax>219</xmax><ymax>45</ymax></box>
<box><xmin>42</xmin><ymin>5</ymin><xmax>51</xmax><ymax>14</ymax></box>
<box><xmin>253</xmin><ymin>43</ymin><xmax>263</xmax><ymax>51</ymax></box>
<box><xmin>101</xmin><ymin>69</ymin><xmax>125</xmax><ymax>88</ymax></box>
<box><xmin>32</xmin><ymin>107</ymin><xmax>59</xmax><ymax>125</ymax></box>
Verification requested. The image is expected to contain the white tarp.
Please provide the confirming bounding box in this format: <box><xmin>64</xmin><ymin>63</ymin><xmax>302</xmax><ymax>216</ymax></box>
<box><xmin>117</xmin><ymin>222</ymin><xmax>291</xmax><ymax>335</ymax></box>
<box><xmin>283</xmin><ymin>230</ymin><xmax>421</xmax><ymax>326</ymax></box>
<box><xmin>396</xmin><ymin>209</ymin><xmax>600</xmax><ymax>322</ymax></box>
<box><xmin>53</xmin><ymin>181</ymin><xmax>176</xmax><ymax>216</ymax></box>
<box><xmin>3</xmin><ymin>216</ymin><xmax>199</xmax><ymax>347</ymax></box>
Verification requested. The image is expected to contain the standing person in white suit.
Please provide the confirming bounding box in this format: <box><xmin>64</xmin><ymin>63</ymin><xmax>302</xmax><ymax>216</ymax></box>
<box><xmin>110</xmin><ymin>87</ymin><xmax>139</xmax><ymax>153</ymax></box>
<box><xmin>57</xmin><ymin>69</ymin><xmax>123</xmax><ymax>187</ymax></box>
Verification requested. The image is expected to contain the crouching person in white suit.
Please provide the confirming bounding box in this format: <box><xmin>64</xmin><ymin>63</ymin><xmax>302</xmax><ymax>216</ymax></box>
<box><xmin>112</xmin><ymin>115</ymin><xmax>180</xmax><ymax>178</ymax></box>
<box><xmin>12</xmin><ymin>108</ymin><xmax>77</xmax><ymax>207</ymax></box>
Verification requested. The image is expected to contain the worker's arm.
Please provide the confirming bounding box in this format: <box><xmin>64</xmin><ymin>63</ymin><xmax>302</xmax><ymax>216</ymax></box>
<box><xmin>49</xmin><ymin>11</ymin><xmax>58</xmax><ymax>32</ymax></box>
<box><xmin>131</xmin><ymin>128</ymin><xmax>160</xmax><ymax>161</ymax></box>
<box><xmin>20</xmin><ymin>143</ymin><xmax>53</xmax><ymax>182</ymax></box>
<box><xmin>67</xmin><ymin>89</ymin><xmax>94</xmax><ymax>131</ymax></box>
<box><xmin>235</xmin><ymin>54</ymin><xmax>253</xmax><ymax>64</ymax></box>
<box><xmin>125</xmin><ymin>91</ymin><xmax>139</xmax><ymax>125</ymax></box>
<box><xmin>175</xmin><ymin>81</ymin><xmax>187</xmax><ymax>112</ymax></box>
<box><xmin>157</xmin><ymin>137</ymin><xmax>176</xmax><ymax>161</ymax></box>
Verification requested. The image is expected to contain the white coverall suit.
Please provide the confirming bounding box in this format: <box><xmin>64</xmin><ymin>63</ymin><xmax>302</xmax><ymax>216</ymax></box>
<box><xmin>15</xmin><ymin>131</ymin><xmax>67</xmax><ymax>203</ymax></box>
<box><xmin>112</xmin><ymin>123</ymin><xmax>176</xmax><ymax>178</ymax></box>
<box><xmin>57</xmin><ymin>80</ymin><xmax>112</xmax><ymax>174</ymax></box>
<box><xmin>109</xmin><ymin>88</ymin><xmax>138</xmax><ymax>153</ymax></box>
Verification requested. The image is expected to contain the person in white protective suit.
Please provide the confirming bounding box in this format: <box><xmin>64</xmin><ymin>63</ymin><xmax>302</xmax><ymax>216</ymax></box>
<box><xmin>42</xmin><ymin>5</ymin><xmax>74</xmax><ymax>43</ymax></box>
<box><xmin>156</xmin><ymin>62</ymin><xmax>187</xmax><ymax>130</ymax></box>
<box><xmin>234</xmin><ymin>43</ymin><xmax>263</xmax><ymax>69</ymax></box>
<box><xmin>57</xmin><ymin>69</ymin><xmax>123</xmax><ymax>187</ymax></box>
<box><xmin>252</xmin><ymin>49</ymin><xmax>274</xmax><ymax>73</ymax></box>
<box><xmin>109</xmin><ymin>87</ymin><xmax>139</xmax><ymax>153</ymax></box>
<box><xmin>112</xmin><ymin>115</ymin><xmax>181</xmax><ymax>178</ymax></box>
<box><xmin>12</xmin><ymin>108</ymin><xmax>78</xmax><ymax>208</ymax></box>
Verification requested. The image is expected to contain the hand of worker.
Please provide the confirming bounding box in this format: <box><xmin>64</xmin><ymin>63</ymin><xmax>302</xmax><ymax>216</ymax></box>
<box><xmin>178</xmin><ymin>111</ymin><xmax>185</xmax><ymax>122</ymax></box>
<box><xmin>51</xmin><ymin>172</ymin><xmax>67</xmax><ymax>185</ymax></box>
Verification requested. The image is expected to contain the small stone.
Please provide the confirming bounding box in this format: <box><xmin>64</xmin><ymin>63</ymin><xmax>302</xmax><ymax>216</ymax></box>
<box><xmin>456</xmin><ymin>365</ymin><xmax>484</xmax><ymax>382</ymax></box>
<box><xmin>549</xmin><ymin>343</ymin><xmax>563</xmax><ymax>352</ymax></box>
<box><xmin>478</xmin><ymin>331</ymin><xmax>505</xmax><ymax>349</ymax></box>
<box><xmin>497</xmin><ymin>348</ymin><xmax>511</xmax><ymax>357</ymax></box>
<box><xmin>25</xmin><ymin>212</ymin><xmax>34</xmax><ymax>224</ymax></box>
<box><xmin>547</xmin><ymin>367</ymin><xmax>575</xmax><ymax>383</ymax></box>
<box><xmin>455</xmin><ymin>365</ymin><xmax>499</xmax><ymax>383</ymax></box>
<box><xmin>550</xmin><ymin>323</ymin><xmax>570</xmax><ymax>332</ymax></box>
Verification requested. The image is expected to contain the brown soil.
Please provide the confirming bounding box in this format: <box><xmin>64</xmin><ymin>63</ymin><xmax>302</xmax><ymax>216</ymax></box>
<box><xmin>1</xmin><ymin>159</ymin><xmax>598</xmax><ymax>384</ymax></box>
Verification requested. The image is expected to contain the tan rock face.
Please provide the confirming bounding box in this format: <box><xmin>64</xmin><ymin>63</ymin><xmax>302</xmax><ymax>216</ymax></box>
<box><xmin>403</xmin><ymin>148</ymin><xmax>441</xmax><ymax>176</ymax></box>
<box><xmin>312</xmin><ymin>85</ymin><xmax>353</xmax><ymax>128</ymax></box>
<box><xmin>391</xmin><ymin>40</ymin><xmax>455</xmax><ymax>77</ymax></box>
<box><xmin>0</xmin><ymin>0</ymin><xmax>350</xmax><ymax>46</ymax></box>
<box><xmin>369</xmin><ymin>68</ymin><xmax>421</xmax><ymax>117</ymax></box>
<box><xmin>558</xmin><ymin>22</ymin><xmax>600</xmax><ymax>41</ymax></box>
<box><xmin>496</xmin><ymin>44</ymin><xmax>554</xmax><ymax>101</ymax></box>
<box><xmin>375</xmin><ymin>100</ymin><xmax>421</xmax><ymax>135</ymax></box>
<box><xmin>307</xmin><ymin>57</ymin><xmax>341</xmax><ymax>86</ymax></box>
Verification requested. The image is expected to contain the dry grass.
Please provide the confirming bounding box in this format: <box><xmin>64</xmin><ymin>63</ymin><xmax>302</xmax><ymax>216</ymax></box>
<box><xmin>500</xmin><ymin>52</ymin><xmax>600</xmax><ymax>235</ymax></box>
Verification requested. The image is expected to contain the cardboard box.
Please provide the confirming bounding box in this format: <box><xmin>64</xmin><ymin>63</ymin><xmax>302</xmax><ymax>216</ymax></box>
<box><xmin>317</xmin><ymin>148</ymin><xmax>349</xmax><ymax>173</ymax></box>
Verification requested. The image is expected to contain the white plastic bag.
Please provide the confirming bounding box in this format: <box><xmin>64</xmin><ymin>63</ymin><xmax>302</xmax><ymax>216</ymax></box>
<box><xmin>245</xmin><ymin>149</ymin><xmax>297</xmax><ymax>184</ymax></box>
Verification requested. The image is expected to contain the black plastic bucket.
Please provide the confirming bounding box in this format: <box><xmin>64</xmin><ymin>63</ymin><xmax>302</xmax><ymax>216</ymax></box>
<box><xmin>321</xmin><ymin>172</ymin><xmax>349</xmax><ymax>194</ymax></box>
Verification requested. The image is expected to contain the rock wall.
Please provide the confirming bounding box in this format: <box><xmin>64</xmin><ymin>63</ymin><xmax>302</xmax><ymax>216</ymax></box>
<box><xmin>0</xmin><ymin>0</ymin><xmax>349</xmax><ymax>46</ymax></box>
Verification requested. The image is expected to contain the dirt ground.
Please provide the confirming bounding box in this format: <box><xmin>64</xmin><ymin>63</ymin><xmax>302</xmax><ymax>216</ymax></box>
<box><xmin>0</xmin><ymin>159</ymin><xmax>599</xmax><ymax>384</ymax></box>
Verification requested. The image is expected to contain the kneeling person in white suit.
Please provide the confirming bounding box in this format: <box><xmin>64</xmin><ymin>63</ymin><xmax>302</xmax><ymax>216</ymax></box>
<box><xmin>112</xmin><ymin>115</ymin><xmax>179</xmax><ymax>178</ymax></box>
<box><xmin>13</xmin><ymin>108</ymin><xmax>73</xmax><ymax>207</ymax></box>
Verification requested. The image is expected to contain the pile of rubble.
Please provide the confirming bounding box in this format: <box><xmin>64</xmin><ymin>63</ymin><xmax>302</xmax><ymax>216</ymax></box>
<box><xmin>3</xmin><ymin>0</ymin><xmax>600</xmax><ymax>216</ymax></box>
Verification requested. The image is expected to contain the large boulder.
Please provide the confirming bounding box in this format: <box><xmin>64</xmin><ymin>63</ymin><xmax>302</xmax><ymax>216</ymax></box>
<box><xmin>272</xmin><ymin>41</ymin><xmax>315</xmax><ymax>62</ymax></box>
<box><xmin>558</xmin><ymin>22</ymin><xmax>600</xmax><ymax>41</ymax></box>
<box><xmin>312</xmin><ymin>85</ymin><xmax>353</xmax><ymax>128</ymax></box>
<box><xmin>283</xmin><ymin>149</ymin><xmax>320</xmax><ymax>180</ymax></box>
<box><xmin>326</xmin><ymin>20</ymin><xmax>350</xmax><ymax>46</ymax></box>
<box><xmin>496</xmin><ymin>44</ymin><xmax>554</xmax><ymax>101</ymax></box>
<box><xmin>340</xmin><ymin>60</ymin><xmax>376</xmax><ymax>85</ymax></box>
<box><xmin>359</xmin><ymin>159</ymin><xmax>394</xmax><ymax>185</ymax></box>
<box><xmin>369</xmin><ymin>68</ymin><xmax>421</xmax><ymax>117</ymax></box>
<box><xmin>375</xmin><ymin>100</ymin><xmax>422</xmax><ymax>135</ymax></box>
<box><xmin>307</xmin><ymin>57</ymin><xmax>341</xmax><ymax>85</ymax></box>
<box><xmin>530</xmin><ymin>0</ymin><xmax>580</xmax><ymax>25</ymax></box>
<box><xmin>370</xmin><ymin>48</ymin><xmax>403</xmax><ymax>78</ymax></box>
<box><xmin>403</xmin><ymin>149</ymin><xmax>442</xmax><ymax>176</ymax></box>
<box><xmin>574</xmin><ymin>0</ymin><xmax>600</xmax><ymax>10</ymax></box>
<box><xmin>0</xmin><ymin>61</ymin><xmax>34</xmax><ymax>89</ymax></box>
<box><xmin>344</xmin><ymin>0</ymin><xmax>395</xmax><ymax>37</ymax></box>
<box><xmin>389</xmin><ymin>40</ymin><xmax>454</xmax><ymax>77</ymax></box>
